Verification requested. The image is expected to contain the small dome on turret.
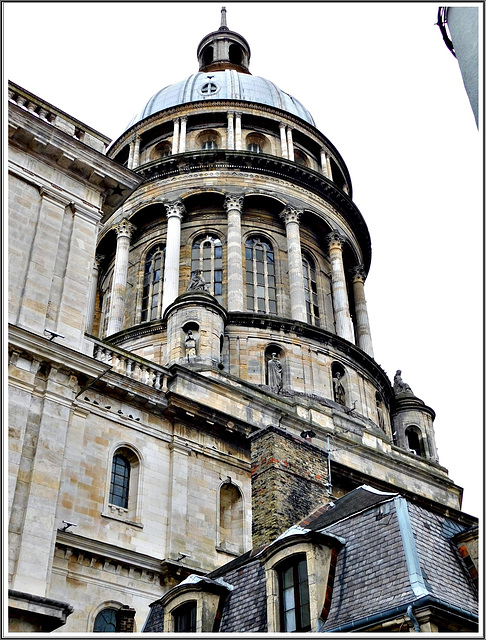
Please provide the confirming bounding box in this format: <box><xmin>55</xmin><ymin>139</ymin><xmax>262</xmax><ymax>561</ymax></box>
<box><xmin>197</xmin><ymin>7</ymin><xmax>251</xmax><ymax>75</ymax></box>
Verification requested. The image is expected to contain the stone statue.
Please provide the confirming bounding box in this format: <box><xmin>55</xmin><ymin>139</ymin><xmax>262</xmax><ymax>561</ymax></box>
<box><xmin>185</xmin><ymin>330</ymin><xmax>197</xmax><ymax>359</ymax></box>
<box><xmin>333</xmin><ymin>372</ymin><xmax>346</xmax><ymax>405</ymax></box>
<box><xmin>187</xmin><ymin>269</ymin><xmax>208</xmax><ymax>292</ymax></box>
<box><xmin>393</xmin><ymin>370</ymin><xmax>412</xmax><ymax>394</ymax></box>
<box><xmin>267</xmin><ymin>353</ymin><xmax>283</xmax><ymax>393</ymax></box>
<box><xmin>377</xmin><ymin>404</ymin><xmax>386</xmax><ymax>431</ymax></box>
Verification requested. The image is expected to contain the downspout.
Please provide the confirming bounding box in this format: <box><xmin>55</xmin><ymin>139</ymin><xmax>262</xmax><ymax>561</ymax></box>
<box><xmin>407</xmin><ymin>605</ymin><xmax>421</xmax><ymax>632</ymax></box>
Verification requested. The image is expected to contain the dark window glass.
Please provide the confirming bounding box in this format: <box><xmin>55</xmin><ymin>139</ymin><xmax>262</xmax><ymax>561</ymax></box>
<box><xmin>93</xmin><ymin>608</ymin><xmax>117</xmax><ymax>632</ymax></box>
<box><xmin>191</xmin><ymin>235</ymin><xmax>223</xmax><ymax>303</ymax></box>
<box><xmin>109</xmin><ymin>454</ymin><xmax>130</xmax><ymax>509</ymax></box>
<box><xmin>173</xmin><ymin>601</ymin><xmax>196</xmax><ymax>633</ymax></box>
<box><xmin>141</xmin><ymin>245</ymin><xmax>165</xmax><ymax>322</ymax></box>
<box><xmin>278</xmin><ymin>555</ymin><xmax>311</xmax><ymax>632</ymax></box>
<box><xmin>303</xmin><ymin>254</ymin><xmax>320</xmax><ymax>326</ymax></box>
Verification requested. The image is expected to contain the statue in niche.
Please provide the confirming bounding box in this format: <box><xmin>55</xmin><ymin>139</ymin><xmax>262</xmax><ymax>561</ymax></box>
<box><xmin>267</xmin><ymin>353</ymin><xmax>283</xmax><ymax>393</ymax></box>
<box><xmin>185</xmin><ymin>330</ymin><xmax>197</xmax><ymax>359</ymax></box>
<box><xmin>187</xmin><ymin>269</ymin><xmax>208</xmax><ymax>292</ymax></box>
<box><xmin>393</xmin><ymin>370</ymin><xmax>412</xmax><ymax>394</ymax></box>
<box><xmin>377</xmin><ymin>403</ymin><xmax>386</xmax><ymax>432</ymax></box>
<box><xmin>333</xmin><ymin>372</ymin><xmax>346</xmax><ymax>405</ymax></box>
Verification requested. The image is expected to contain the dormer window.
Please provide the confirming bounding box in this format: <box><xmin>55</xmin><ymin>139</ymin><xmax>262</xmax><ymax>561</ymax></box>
<box><xmin>173</xmin><ymin>601</ymin><xmax>197</xmax><ymax>633</ymax></box>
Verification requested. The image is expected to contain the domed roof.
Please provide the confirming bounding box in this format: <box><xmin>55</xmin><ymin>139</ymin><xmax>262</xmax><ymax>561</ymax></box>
<box><xmin>124</xmin><ymin>70</ymin><xmax>315</xmax><ymax>131</ymax></box>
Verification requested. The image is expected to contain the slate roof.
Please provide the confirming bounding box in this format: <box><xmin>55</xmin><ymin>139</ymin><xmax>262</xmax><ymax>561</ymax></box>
<box><xmin>142</xmin><ymin>486</ymin><xmax>477</xmax><ymax>633</ymax></box>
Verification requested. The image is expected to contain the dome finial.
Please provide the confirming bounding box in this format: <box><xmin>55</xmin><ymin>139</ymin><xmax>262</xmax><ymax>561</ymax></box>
<box><xmin>219</xmin><ymin>6</ymin><xmax>228</xmax><ymax>31</ymax></box>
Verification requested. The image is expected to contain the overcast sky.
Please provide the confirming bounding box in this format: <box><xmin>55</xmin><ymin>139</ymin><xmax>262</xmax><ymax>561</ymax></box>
<box><xmin>4</xmin><ymin>2</ymin><xmax>483</xmax><ymax>515</ymax></box>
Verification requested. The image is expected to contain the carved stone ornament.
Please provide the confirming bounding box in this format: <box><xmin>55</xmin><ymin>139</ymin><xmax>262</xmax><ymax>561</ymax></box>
<box><xmin>114</xmin><ymin>219</ymin><xmax>136</xmax><ymax>238</ymax></box>
<box><xmin>326</xmin><ymin>230</ymin><xmax>346</xmax><ymax>250</ymax></box>
<box><xmin>280</xmin><ymin>206</ymin><xmax>302</xmax><ymax>225</ymax></box>
<box><xmin>165</xmin><ymin>200</ymin><xmax>186</xmax><ymax>218</ymax></box>
<box><xmin>393</xmin><ymin>370</ymin><xmax>413</xmax><ymax>394</ymax></box>
<box><xmin>224</xmin><ymin>194</ymin><xmax>244</xmax><ymax>212</ymax></box>
<box><xmin>187</xmin><ymin>270</ymin><xmax>209</xmax><ymax>292</ymax></box>
<box><xmin>350</xmin><ymin>265</ymin><xmax>367</xmax><ymax>282</ymax></box>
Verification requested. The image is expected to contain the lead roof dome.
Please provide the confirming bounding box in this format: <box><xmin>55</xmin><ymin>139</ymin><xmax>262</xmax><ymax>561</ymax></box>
<box><xmin>124</xmin><ymin>70</ymin><xmax>315</xmax><ymax>131</ymax></box>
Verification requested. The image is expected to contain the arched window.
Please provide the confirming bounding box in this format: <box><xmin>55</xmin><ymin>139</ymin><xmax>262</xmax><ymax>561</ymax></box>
<box><xmin>245</xmin><ymin>237</ymin><xmax>277</xmax><ymax>314</ymax></box>
<box><xmin>151</xmin><ymin>142</ymin><xmax>171</xmax><ymax>161</ymax></box>
<box><xmin>406</xmin><ymin>426</ymin><xmax>426</xmax><ymax>457</ymax></box>
<box><xmin>93</xmin><ymin>608</ymin><xmax>117</xmax><ymax>632</ymax></box>
<box><xmin>246</xmin><ymin>133</ymin><xmax>268</xmax><ymax>154</ymax></box>
<box><xmin>201</xmin><ymin>139</ymin><xmax>218</xmax><ymax>149</ymax></box>
<box><xmin>219</xmin><ymin>482</ymin><xmax>244</xmax><ymax>554</ymax></box>
<box><xmin>109</xmin><ymin>454</ymin><xmax>130</xmax><ymax>509</ymax></box>
<box><xmin>191</xmin><ymin>235</ymin><xmax>223</xmax><ymax>303</ymax></box>
<box><xmin>229</xmin><ymin>43</ymin><xmax>243</xmax><ymax>65</ymax></box>
<box><xmin>202</xmin><ymin>45</ymin><xmax>213</xmax><ymax>66</ymax></box>
<box><xmin>302</xmin><ymin>253</ymin><xmax>320</xmax><ymax>326</ymax></box>
<box><xmin>294</xmin><ymin>149</ymin><xmax>309</xmax><ymax>167</ymax></box>
<box><xmin>141</xmin><ymin>245</ymin><xmax>165</xmax><ymax>322</ymax></box>
<box><xmin>247</xmin><ymin>142</ymin><xmax>263</xmax><ymax>153</ymax></box>
<box><xmin>277</xmin><ymin>555</ymin><xmax>311</xmax><ymax>633</ymax></box>
<box><xmin>173</xmin><ymin>601</ymin><xmax>197</xmax><ymax>633</ymax></box>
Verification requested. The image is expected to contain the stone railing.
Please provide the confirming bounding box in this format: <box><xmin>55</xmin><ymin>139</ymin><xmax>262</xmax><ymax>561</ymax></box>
<box><xmin>8</xmin><ymin>81</ymin><xmax>110</xmax><ymax>153</ymax></box>
<box><xmin>89</xmin><ymin>337</ymin><xmax>170</xmax><ymax>392</ymax></box>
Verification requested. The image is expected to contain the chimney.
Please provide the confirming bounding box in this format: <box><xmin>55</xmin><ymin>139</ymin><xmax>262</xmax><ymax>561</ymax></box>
<box><xmin>116</xmin><ymin>605</ymin><xmax>136</xmax><ymax>633</ymax></box>
<box><xmin>249</xmin><ymin>425</ymin><xmax>332</xmax><ymax>549</ymax></box>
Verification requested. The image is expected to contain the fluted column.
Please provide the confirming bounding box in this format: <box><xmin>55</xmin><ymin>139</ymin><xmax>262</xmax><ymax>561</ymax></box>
<box><xmin>179</xmin><ymin>117</ymin><xmax>187</xmax><ymax>153</ymax></box>
<box><xmin>286</xmin><ymin>127</ymin><xmax>294</xmax><ymax>161</ymax></box>
<box><xmin>86</xmin><ymin>254</ymin><xmax>103</xmax><ymax>333</ymax></box>
<box><xmin>132</xmin><ymin>135</ymin><xmax>141</xmax><ymax>168</ymax></box>
<box><xmin>172</xmin><ymin>118</ymin><xmax>180</xmax><ymax>154</ymax></box>
<box><xmin>350</xmin><ymin>265</ymin><xmax>374</xmax><ymax>357</ymax></box>
<box><xmin>106</xmin><ymin>220</ymin><xmax>136</xmax><ymax>336</ymax></box>
<box><xmin>227</xmin><ymin>112</ymin><xmax>235</xmax><ymax>149</ymax></box>
<box><xmin>162</xmin><ymin>200</ymin><xmax>185</xmax><ymax>314</ymax></box>
<box><xmin>235</xmin><ymin>112</ymin><xmax>242</xmax><ymax>150</ymax></box>
<box><xmin>280</xmin><ymin>207</ymin><xmax>306</xmax><ymax>322</ymax></box>
<box><xmin>327</xmin><ymin>231</ymin><xmax>354</xmax><ymax>343</ymax></box>
<box><xmin>224</xmin><ymin>194</ymin><xmax>245</xmax><ymax>311</ymax></box>
<box><xmin>279</xmin><ymin>123</ymin><xmax>288</xmax><ymax>159</ymax></box>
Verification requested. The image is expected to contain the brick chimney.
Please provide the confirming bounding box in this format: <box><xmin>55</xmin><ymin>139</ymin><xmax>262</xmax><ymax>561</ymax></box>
<box><xmin>249</xmin><ymin>425</ymin><xmax>332</xmax><ymax>549</ymax></box>
<box><xmin>116</xmin><ymin>605</ymin><xmax>136</xmax><ymax>633</ymax></box>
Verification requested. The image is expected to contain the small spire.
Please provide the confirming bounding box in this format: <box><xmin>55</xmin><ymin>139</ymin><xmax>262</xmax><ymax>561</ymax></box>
<box><xmin>219</xmin><ymin>6</ymin><xmax>229</xmax><ymax>30</ymax></box>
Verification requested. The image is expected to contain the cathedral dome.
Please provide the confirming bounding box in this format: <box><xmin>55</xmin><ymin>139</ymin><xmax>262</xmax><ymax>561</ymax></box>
<box><xmin>124</xmin><ymin>70</ymin><xmax>315</xmax><ymax>131</ymax></box>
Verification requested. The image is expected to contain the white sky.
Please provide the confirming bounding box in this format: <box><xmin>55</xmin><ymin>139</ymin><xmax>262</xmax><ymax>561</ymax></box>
<box><xmin>4</xmin><ymin>2</ymin><xmax>483</xmax><ymax>516</ymax></box>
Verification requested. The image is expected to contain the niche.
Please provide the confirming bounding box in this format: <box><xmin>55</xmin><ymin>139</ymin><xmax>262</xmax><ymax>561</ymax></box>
<box><xmin>331</xmin><ymin>362</ymin><xmax>347</xmax><ymax>406</ymax></box>
<box><xmin>183</xmin><ymin>322</ymin><xmax>200</xmax><ymax>361</ymax></box>
<box><xmin>265</xmin><ymin>345</ymin><xmax>284</xmax><ymax>392</ymax></box>
<box><xmin>219</xmin><ymin>481</ymin><xmax>244</xmax><ymax>554</ymax></box>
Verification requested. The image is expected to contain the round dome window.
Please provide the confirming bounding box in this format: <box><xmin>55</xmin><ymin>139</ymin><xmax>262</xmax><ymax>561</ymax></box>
<box><xmin>200</xmin><ymin>82</ymin><xmax>219</xmax><ymax>96</ymax></box>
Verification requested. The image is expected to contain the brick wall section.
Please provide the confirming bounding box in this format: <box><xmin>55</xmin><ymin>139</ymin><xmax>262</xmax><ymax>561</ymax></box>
<box><xmin>250</xmin><ymin>425</ymin><xmax>331</xmax><ymax>548</ymax></box>
<box><xmin>116</xmin><ymin>606</ymin><xmax>136</xmax><ymax>632</ymax></box>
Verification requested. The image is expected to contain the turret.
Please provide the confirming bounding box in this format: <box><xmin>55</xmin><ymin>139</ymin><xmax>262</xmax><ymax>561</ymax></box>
<box><xmin>197</xmin><ymin>7</ymin><xmax>251</xmax><ymax>74</ymax></box>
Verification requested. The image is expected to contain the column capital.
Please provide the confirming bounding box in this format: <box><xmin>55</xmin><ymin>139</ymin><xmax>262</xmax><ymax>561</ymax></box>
<box><xmin>279</xmin><ymin>122</ymin><xmax>287</xmax><ymax>129</ymax></box>
<box><xmin>165</xmin><ymin>200</ymin><xmax>186</xmax><ymax>219</ymax></box>
<box><xmin>234</xmin><ymin>111</ymin><xmax>242</xmax><ymax>118</ymax></box>
<box><xmin>179</xmin><ymin>116</ymin><xmax>188</xmax><ymax>124</ymax></box>
<box><xmin>349</xmin><ymin>264</ymin><xmax>367</xmax><ymax>283</ymax></box>
<box><xmin>224</xmin><ymin>193</ymin><xmax>244</xmax><ymax>212</ymax></box>
<box><xmin>280</xmin><ymin>206</ymin><xmax>303</xmax><ymax>225</ymax></box>
<box><xmin>114</xmin><ymin>219</ymin><xmax>136</xmax><ymax>239</ymax></box>
<box><xmin>326</xmin><ymin>230</ymin><xmax>347</xmax><ymax>250</ymax></box>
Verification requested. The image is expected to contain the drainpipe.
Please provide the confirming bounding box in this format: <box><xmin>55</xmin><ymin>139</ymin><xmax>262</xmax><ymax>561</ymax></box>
<box><xmin>407</xmin><ymin>605</ymin><xmax>421</xmax><ymax>632</ymax></box>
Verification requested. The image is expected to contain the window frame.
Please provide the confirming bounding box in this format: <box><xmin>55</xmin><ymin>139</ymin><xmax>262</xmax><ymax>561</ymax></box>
<box><xmin>302</xmin><ymin>252</ymin><xmax>320</xmax><ymax>326</ymax></box>
<box><xmin>140</xmin><ymin>244</ymin><xmax>166</xmax><ymax>323</ymax></box>
<box><xmin>191</xmin><ymin>234</ymin><xmax>224</xmax><ymax>303</ymax></box>
<box><xmin>109</xmin><ymin>453</ymin><xmax>131</xmax><ymax>509</ymax></box>
<box><xmin>277</xmin><ymin>554</ymin><xmax>311</xmax><ymax>633</ymax></box>
<box><xmin>245</xmin><ymin>236</ymin><xmax>277</xmax><ymax>315</ymax></box>
<box><xmin>172</xmin><ymin>600</ymin><xmax>197</xmax><ymax>633</ymax></box>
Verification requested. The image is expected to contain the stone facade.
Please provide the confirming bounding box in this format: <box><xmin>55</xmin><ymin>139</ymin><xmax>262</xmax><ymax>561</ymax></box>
<box><xmin>7</xmin><ymin>10</ymin><xmax>476</xmax><ymax>634</ymax></box>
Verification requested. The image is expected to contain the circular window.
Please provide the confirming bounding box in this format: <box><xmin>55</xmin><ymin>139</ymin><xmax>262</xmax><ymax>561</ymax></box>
<box><xmin>200</xmin><ymin>82</ymin><xmax>219</xmax><ymax>96</ymax></box>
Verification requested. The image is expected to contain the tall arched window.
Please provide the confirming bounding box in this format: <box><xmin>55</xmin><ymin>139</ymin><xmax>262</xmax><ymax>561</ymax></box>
<box><xmin>141</xmin><ymin>245</ymin><xmax>165</xmax><ymax>322</ymax></box>
<box><xmin>302</xmin><ymin>253</ymin><xmax>320</xmax><ymax>326</ymax></box>
<box><xmin>93</xmin><ymin>608</ymin><xmax>117</xmax><ymax>632</ymax></box>
<box><xmin>109</xmin><ymin>454</ymin><xmax>130</xmax><ymax>509</ymax></box>
<box><xmin>191</xmin><ymin>235</ymin><xmax>223</xmax><ymax>303</ymax></box>
<box><xmin>245</xmin><ymin>237</ymin><xmax>277</xmax><ymax>314</ymax></box>
<box><xmin>406</xmin><ymin>426</ymin><xmax>426</xmax><ymax>457</ymax></box>
<box><xmin>277</xmin><ymin>555</ymin><xmax>311</xmax><ymax>632</ymax></box>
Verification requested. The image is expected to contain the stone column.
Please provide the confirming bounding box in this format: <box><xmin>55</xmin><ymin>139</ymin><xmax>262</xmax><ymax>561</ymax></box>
<box><xmin>326</xmin><ymin>153</ymin><xmax>333</xmax><ymax>180</ymax></box>
<box><xmin>320</xmin><ymin>149</ymin><xmax>329</xmax><ymax>177</ymax></box>
<box><xmin>179</xmin><ymin>116</ymin><xmax>187</xmax><ymax>153</ymax></box>
<box><xmin>171</xmin><ymin>118</ymin><xmax>180</xmax><ymax>154</ymax></box>
<box><xmin>280</xmin><ymin>207</ymin><xmax>306</xmax><ymax>322</ymax></box>
<box><xmin>350</xmin><ymin>266</ymin><xmax>374</xmax><ymax>357</ymax></box>
<box><xmin>161</xmin><ymin>200</ymin><xmax>185</xmax><ymax>315</ymax></box>
<box><xmin>279</xmin><ymin>123</ymin><xmax>288</xmax><ymax>159</ymax></box>
<box><xmin>235</xmin><ymin>112</ymin><xmax>242</xmax><ymax>150</ymax></box>
<box><xmin>86</xmin><ymin>255</ymin><xmax>103</xmax><ymax>333</ymax></box>
<box><xmin>132</xmin><ymin>135</ymin><xmax>141</xmax><ymax>168</ymax></box>
<box><xmin>327</xmin><ymin>231</ymin><xmax>354</xmax><ymax>343</ymax></box>
<box><xmin>106</xmin><ymin>220</ymin><xmax>135</xmax><ymax>336</ymax></box>
<box><xmin>127</xmin><ymin>141</ymin><xmax>135</xmax><ymax>169</ymax></box>
<box><xmin>227</xmin><ymin>112</ymin><xmax>235</xmax><ymax>149</ymax></box>
<box><xmin>224</xmin><ymin>194</ymin><xmax>245</xmax><ymax>312</ymax></box>
<box><xmin>286</xmin><ymin>127</ymin><xmax>294</xmax><ymax>161</ymax></box>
